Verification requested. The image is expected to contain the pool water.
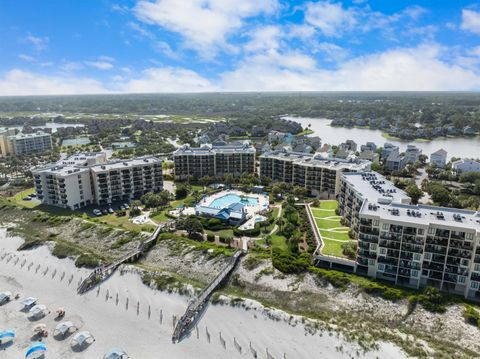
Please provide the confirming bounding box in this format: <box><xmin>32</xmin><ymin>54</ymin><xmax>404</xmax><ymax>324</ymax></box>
<box><xmin>209</xmin><ymin>194</ymin><xmax>258</xmax><ymax>209</ymax></box>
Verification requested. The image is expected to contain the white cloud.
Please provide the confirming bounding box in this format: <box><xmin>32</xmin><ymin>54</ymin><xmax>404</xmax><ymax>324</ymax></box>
<box><xmin>461</xmin><ymin>9</ymin><xmax>480</xmax><ymax>34</ymax></box>
<box><xmin>117</xmin><ymin>67</ymin><xmax>217</xmax><ymax>93</ymax></box>
<box><xmin>0</xmin><ymin>69</ymin><xmax>109</xmax><ymax>96</ymax></box>
<box><xmin>25</xmin><ymin>35</ymin><xmax>49</xmax><ymax>51</ymax></box>
<box><xmin>60</xmin><ymin>62</ymin><xmax>84</xmax><ymax>72</ymax></box>
<box><xmin>305</xmin><ymin>1</ymin><xmax>356</xmax><ymax>36</ymax></box>
<box><xmin>313</xmin><ymin>42</ymin><xmax>349</xmax><ymax>61</ymax></box>
<box><xmin>221</xmin><ymin>44</ymin><xmax>480</xmax><ymax>91</ymax></box>
<box><xmin>133</xmin><ymin>0</ymin><xmax>278</xmax><ymax>56</ymax></box>
<box><xmin>244</xmin><ymin>25</ymin><xmax>281</xmax><ymax>52</ymax></box>
<box><xmin>18</xmin><ymin>54</ymin><xmax>36</xmax><ymax>62</ymax></box>
<box><xmin>85</xmin><ymin>57</ymin><xmax>115</xmax><ymax>70</ymax></box>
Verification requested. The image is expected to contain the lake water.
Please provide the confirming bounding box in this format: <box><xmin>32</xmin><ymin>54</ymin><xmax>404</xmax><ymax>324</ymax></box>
<box><xmin>285</xmin><ymin>116</ymin><xmax>480</xmax><ymax>160</ymax></box>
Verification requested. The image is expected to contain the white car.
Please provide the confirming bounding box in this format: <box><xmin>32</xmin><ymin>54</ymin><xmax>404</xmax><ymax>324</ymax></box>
<box><xmin>93</xmin><ymin>209</ymin><xmax>102</xmax><ymax>216</ymax></box>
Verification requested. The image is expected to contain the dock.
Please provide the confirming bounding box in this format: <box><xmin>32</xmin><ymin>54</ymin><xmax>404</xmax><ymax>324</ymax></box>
<box><xmin>172</xmin><ymin>250</ymin><xmax>243</xmax><ymax>343</ymax></box>
<box><xmin>77</xmin><ymin>220</ymin><xmax>175</xmax><ymax>294</ymax></box>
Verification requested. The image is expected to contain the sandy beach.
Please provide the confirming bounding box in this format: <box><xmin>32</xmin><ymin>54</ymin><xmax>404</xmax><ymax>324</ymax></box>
<box><xmin>0</xmin><ymin>229</ymin><xmax>408</xmax><ymax>359</ymax></box>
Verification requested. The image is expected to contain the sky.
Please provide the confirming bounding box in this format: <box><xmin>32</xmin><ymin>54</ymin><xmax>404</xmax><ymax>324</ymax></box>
<box><xmin>1</xmin><ymin>0</ymin><xmax>480</xmax><ymax>95</ymax></box>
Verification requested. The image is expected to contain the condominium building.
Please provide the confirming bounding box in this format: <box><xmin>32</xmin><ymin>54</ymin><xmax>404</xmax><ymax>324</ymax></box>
<box><xmin>338</xmin><ymin>172</ymin><xmax>411</xmax><ymax>231</ymax></box>
<box><xmin>6</xmin><ymin>131</ymin><xmax>52</xmax><ymax>156</ymax></box>
<box><xmin>32</xmin><ymin>153</ymin><xmax>106</xmax><ymax>209</ymax></box>
<box><xmin>0</xmin><ymin>128</ymin><xmax>16</xmax><ymax>157</ymax></box>
<box><xmin>259</xmin><ymin>150</ymin><xmax>371</xmax><ymax>198</ymax></box>
<box><xmin>90</xmin><ymin>157</ymin><xmax>163</xmax><ymax>206</ymax></box>
<box><xmin>337</xmin><ymin>171</ymin><xmax>480</xmax><ymax>300</ymax></box>
<box><xmin>32</xmin><ymin>153</ymin><xmax>162</xmax><ymax>209</ymax></box>
<box><xmin>173</xmin><ymin>143</ymin><xmax>256</xmax><ymax>180</ymax></box>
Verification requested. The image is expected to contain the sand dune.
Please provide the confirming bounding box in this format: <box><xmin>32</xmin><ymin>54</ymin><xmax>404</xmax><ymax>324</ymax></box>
<box><xmin>0</xmin><ymin>229</ymin><xmax>407</xmax><ymax>359</ymax></box>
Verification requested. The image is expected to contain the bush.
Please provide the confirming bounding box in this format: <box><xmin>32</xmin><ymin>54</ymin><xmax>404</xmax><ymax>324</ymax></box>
<box><xmin>52</xmin><ymin>242</ymin><xmax>81</xmax><ymax>259</ymax></box>
<box><xmin>206</xmin><ymin>234</ymin><xmax>215</xmax><ymax>242</ymax></box>
<box><xmin>412</xmin><ymin>287</ymin><xmax>447</xmax><ymax>313</ymax></box>
<box><xmin>271</xmin><ymin>248</ymin><xmax>310</xmax><ymax>274</ymax></box>
<box><xmin>75</xmin><ymin>253</ymin><xmax>101</xmax><ymax>268</ymax></box>
<box><xmin>464</xmin><ymin>305</ymin><xmax>480</xmax><ymax>327</ymax></box>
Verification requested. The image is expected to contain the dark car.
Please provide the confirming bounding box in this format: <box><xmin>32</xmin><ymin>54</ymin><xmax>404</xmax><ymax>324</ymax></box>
<box><xmin>101</xmin><ymin>209</ymin><xmax>108</xmax><ymax>215</ymax></box>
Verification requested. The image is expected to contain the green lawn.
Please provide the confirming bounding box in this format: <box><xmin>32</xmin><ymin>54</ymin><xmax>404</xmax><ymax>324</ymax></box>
<box><xmin>320</xmin><ymin>229</ymin><xmax>350</xmax><ymax>241</ymax></box>
<box><xmin>271</xmin><ymin>233</ymin><xmax>288</xmax><ymax>251</ymax></box>
<box><xmin>205</xmin><ymin>229</ymin><xmax>235</xmax><ymax>238</ymax></box>
<box><xmin>321</xmin><ymin>238</ymin><xmax>345</xmax><ymax>257</ymax></box>
<box><xmin>10</xmin><ymin>187</ymin><xmax>38</xmax><ymax>208</ymax></box>
<box><xmin>150</xmin><ymin>210</ymin><xmax>171</xmax><ymax>223</ymax></box>
<box><xmin>312</xmin><ymin>200</ymin><xmax>353</xmax><ymax>257</ymax></box>
<box><xmin>314</xmin><ymin>217</ymin><xmax>345</xmax><ymax>229</ymax></box>
<box><xmin>316</xmin><ymin>200</ymin><xmax>338</xmax><ymax>210</ymax></box>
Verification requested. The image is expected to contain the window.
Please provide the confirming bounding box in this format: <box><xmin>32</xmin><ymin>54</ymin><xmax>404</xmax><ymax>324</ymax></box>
<box><xmin>424</xmin><ymin>252</ymin><xmax>432</xmax><ymax>260</ymax></box>
<box><xmin>379</xmin><ymin>248</ymin><xmax>386</xmax><ymax>255</ymax></box>
<box><xmin>370</xmin><ymin>243</ymin><xmax>377</xmax><ymax>251</ymax></box>
<box><xmin>475</xmin><ymin>264</ymin><xmax>480</xmax><ymax>272</ymax></box>
<box><xmin>417</xmin><ymin>229</ymin><xmax>424</xmax><ymax>236</ymax></box>
<box><xmin>428</xmin><ymin>227</ymin><xmax>435</xmax><ymax>235</ymax></box>
<box><xmin>368</xmin><ymin>259</ymin><xmax>375</xmax><ymax>266</ymax></box>
<box><xmin>373</xmin><ymin>220</ymin><xmax>379</xmax><ymax>227</ymax></box>
<box><xmin>377</xmin><ymin>263</ymin><xmax>385</xmax><ymax>271</ymax></box>
<box><xmin>458</xmin><ymin>276</ymin><xmax>466</xmax><ymax>284</ymax></box>
<box><xmin>411</xmin><ymin>270</ymin><xmax>419</xmax><ymax>277</ymax></box>
<box><xmin>382</xmin><ymin>223</ymin><xmax>389</xmax><ymax>230</ymax></box>
<box><xmin>466</xmin><ymin>233</ymin><xmax>474</xmax><ymax>240</ymax></box>
<box><xmin>470</xmin><ymin>281</ymin><xmax>479</xmax><ymax>290</ymax></box>
<box><xmin>413</xmin><ymin>253</ymin><xmax>421</xmax><ymax>261</ymax></box>
<box><xmin>461</xmin><ymin>259</ymin><xmax>470</xmax><ymax>267</ymax></box>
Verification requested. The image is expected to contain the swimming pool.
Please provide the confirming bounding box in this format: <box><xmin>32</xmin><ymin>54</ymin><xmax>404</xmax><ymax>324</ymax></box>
<box><xmin>209</xmin><ymin>194</ymin><xmax>258</xmax><ymax>209</ymax></box>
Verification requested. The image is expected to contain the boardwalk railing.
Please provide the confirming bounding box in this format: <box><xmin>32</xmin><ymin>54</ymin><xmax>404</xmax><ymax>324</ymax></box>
<box><xmin>77</xmin><ymin>220</ymin><xmax>175</xmax><ymax>294</ymax></box>
<box><xmin>172</xmin><ymin>250</ymin><xmax>244</xmax><ymax>343</ymax></box>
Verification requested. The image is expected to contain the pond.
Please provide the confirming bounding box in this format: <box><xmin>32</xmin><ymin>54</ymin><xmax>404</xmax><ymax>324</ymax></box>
<box><xmin>285</xmin><ymin>116</ymin><xmax>480</xmax><ymax>160</ymax></box>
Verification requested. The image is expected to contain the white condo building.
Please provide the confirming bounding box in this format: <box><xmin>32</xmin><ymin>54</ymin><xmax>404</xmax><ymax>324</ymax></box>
<box><xmin>32</xmin><ymin>153</ymin><xmax>162</xmax><ymax>210</ymax></box>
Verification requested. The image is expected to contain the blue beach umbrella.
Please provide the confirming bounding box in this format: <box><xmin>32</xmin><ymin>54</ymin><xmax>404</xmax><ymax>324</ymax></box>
<box><xmin>25</xmin><ymin>342</ymin><xmax>46</xmax><ymax>358</ymax></box>
<box><xmin>0</xmin><ymin>329</ymin><xmax>15</xmax><ymax>342</ymax></box>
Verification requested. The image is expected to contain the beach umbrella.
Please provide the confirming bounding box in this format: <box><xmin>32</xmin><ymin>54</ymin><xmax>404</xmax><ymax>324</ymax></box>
<box><xmin>33</xmin><ymin>324</ymin><xmax>47</xmax><ymax>333</ymax></box>
<box><xmin>54</xmin><ymin>321</ymin><xmax>76</xmax><ymax>336</ymax></box>
<box><xmin>25</xmin><ymin>342</ymin><xmax>46</xmax><ymax>358</ymax></box>
<box><xmin>0</xmin><ymin>330</ymin><xmax>15</xmax><ymax>343</ymax></box>
<box><xmin>21</xmin><ymin>297</ymin><xmax>37</xmax><ymax>308</ymax></box>
<box><xmin>29</xmin><ymin>304</ymin><xmax>48</xmax><ymax>318</ymax></box>
<box><xmin>103</xmin><ymin>348</ymin><xmax>128</xmax><ymax>359</ymax></box>
<box><xmin>0</xmin><ymin>291</ymin><xmax>12</xmax><ymax>304</ymax></box>
<box><xmin>71</xmin><ymin>331</ymin><xmax>94</xmax><ymax>347</ymax></box>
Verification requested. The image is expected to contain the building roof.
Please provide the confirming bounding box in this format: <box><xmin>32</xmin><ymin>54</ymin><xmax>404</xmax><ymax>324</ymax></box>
<box><xmin>341</xmin><ymin>172</ymin><xmax>411</xmax><ymax>204</ymax></box>
<box><xmin>89</xmin><ymin>157</ymin><xmax>161</xmax><ymax>173</ymax></box>
<box><xmin>8</xmin><ymin>131</ymin><xmax>50</xmax><ymax>140</ymax></box>
<box><xmin>174</xmin><ymin>142</ymin><xmax>255</xmax><ymax>155</ymax></box>
<box><xmin>360</xmin><ymin>199</ymin><xmax>480</xmax><ymax>231</ymax></box>
<box><xmin>260</xmin><ymin>150</ymin><xmax>371</xmax><ymax>171</ymax></box>
<box><xmin>431</xmin><ymin>148</ymin><xmax>447</xmax><ymax>156</ymax></box>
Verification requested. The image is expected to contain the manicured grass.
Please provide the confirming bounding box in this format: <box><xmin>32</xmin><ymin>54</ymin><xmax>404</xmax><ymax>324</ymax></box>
<box><xmin>271</xmin><ymin>233</ymin><xmax>288</xmax><ymax>251</ymax></box>
<box><xmin>321</xmin><ymin>238</ymin><xmax>345</xmax><ymax>257</ymax></box>
<box><xmin>150</xmin><ymin>210</ymin><xmax>171</xmax><ymax>223</ymax></box>
<box><xmin>205</xmin><ymin>229</ymin><xmax>235</xmax><ymax>238</ymax></box>
<box><xmin>319</xmin><ymin>229</ymin><xmax>350</xmax><ymax>241</ymax></box>
<box><xmin>314</xmin><ymin>217</ymin><xmax>346</xmax><ymax>229</ymax></box>
<box><xmin>315</xmin><ymin>200</ymin><xmax>338</xmax><ymax>210</ymax></box>
<box><xmin>311</xmin><ymin>208</ymin><xmax>336</xmax><ymax>218</ymax></box>
<box><xmin>95</xmin><ymin>213</ymin><xmax>155</xmax><ymax>232</ymax></box>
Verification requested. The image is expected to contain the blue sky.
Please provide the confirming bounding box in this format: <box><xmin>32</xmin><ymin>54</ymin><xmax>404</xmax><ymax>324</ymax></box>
<box><xmin>1</xmin><ymin>0</ymin><xmax>480</xmax><ymax>95</ymax></box>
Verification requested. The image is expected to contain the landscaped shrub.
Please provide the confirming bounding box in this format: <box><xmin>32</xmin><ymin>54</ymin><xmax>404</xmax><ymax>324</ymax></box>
<box><xmin>464</xmin><ymin>305</ymin><xmax>480</xmax><ymax>327</ymax></box>
<box><xmin>75</xmin><ymin>253</ymin><xmax>101</xmax><ymax>268</ymax></box>
<box><xmin>206</xmin><ymin>234</ymin><xmax>215</xmax><ymax>242</ymax></box>
<box><xmin>412</xmin><ymin>287</ymin><xmax>447</xmax><ymax>313</ymax></box>
<box><xmin>271</xmin><ymin>248</ymin><xmax>310</xmax><ymax>274</ymax></box>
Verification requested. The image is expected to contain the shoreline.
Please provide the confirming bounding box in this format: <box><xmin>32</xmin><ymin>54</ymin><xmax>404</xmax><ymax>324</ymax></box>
<box><xmin>0</xmin><ymin>229</ymin><xmax>407</xmax><ymax>359</ymax></box>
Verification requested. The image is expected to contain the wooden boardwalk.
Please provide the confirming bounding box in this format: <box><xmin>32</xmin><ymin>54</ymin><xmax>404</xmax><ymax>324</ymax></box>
<box><xmin>172</xmin><ymin>250</ymin><xmax>243</xmax><ymax>343</ymax></box>
<box><xmin>77</xmin><ymin>220</ymin><xmax>175</xmax><ymax>294</ymax></box>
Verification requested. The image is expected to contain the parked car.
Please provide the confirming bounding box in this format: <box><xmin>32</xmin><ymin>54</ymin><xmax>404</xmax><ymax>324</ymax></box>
<box><xmin>119</xmin><ymin>204</ymin><xmax>125</xmax><ymax>210</ymax></box>
<box><xmin>22</xmin><ymin>197</ymin><xmax>31</xmax><ymax>201</ymax></box>
<box><xmin>108</xmin><ymin>207</ymin><xmax>114</xmax><ymax>214</ymax></box>
<box><xmin>123</xmin><ymin>203</ymin><xmax>130</xmax><ymax>209</ymax></box>
<box><xmin>101</xmin><ymin>209</ymin><xmax>108</xmax><ymax>215</ymax></box>
<box><xmin>93</xmin><ymin>209</ymin><xmax>102</xmax><ymax>216</ymax></box>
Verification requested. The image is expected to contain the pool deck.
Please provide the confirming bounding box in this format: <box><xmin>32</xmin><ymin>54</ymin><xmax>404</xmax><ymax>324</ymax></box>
<box><xmin>198</xmin><ymin>190</ymin><xmax>269</xmax><ymax>224</ymax></box>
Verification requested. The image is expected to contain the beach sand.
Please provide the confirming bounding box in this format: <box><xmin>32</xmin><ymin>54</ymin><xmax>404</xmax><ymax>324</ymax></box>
<box><xmin>0</xmin><ymin>229</ymin><xmax>407</xmax><ymax>359</ymax></box>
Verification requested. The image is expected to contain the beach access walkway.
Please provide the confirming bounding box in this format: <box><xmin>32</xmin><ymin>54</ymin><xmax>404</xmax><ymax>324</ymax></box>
<box><xmin>77</xmin><ymin>220</ymin><xmax>176</xmax><ymax>294</ymax></box>
<box><xmin>172</xmin><ymin>250</ymin><xmax>244</xmax><ymax>343</ymax></box>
